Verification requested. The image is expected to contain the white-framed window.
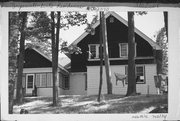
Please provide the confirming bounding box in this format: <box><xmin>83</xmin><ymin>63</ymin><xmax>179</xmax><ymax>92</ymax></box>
<box><xmin>119</xmin><ymin>43</ymin><xmax>137</xmax><ymax>58</ymax></box>
<box><xmin>35</xmin><ymin>73</ymin><xmax>52</xmax><ymax>87</ymax></box>
<box><xmin>119</xmin><ymin>43</ymin><xmax>128</xmax><ymax>57</ymax></box>
<box><xmin>125</xmin><ymin>65</ymin><xmax>145</xmax><ymax>84</ymax></box>
<box><xmin>88</xmin><ymin>44</ymin><xmax>100</xmax><ymax>59</ymax></box>
<box><xmin>136</xmin><ymin>66</ymin><xmax>145</xmax><ymax>83</ymax></box>
<box><xmin>26</xmin><ymin>74</ymin><xmax>34</xmax><ymax>89</ymax></box>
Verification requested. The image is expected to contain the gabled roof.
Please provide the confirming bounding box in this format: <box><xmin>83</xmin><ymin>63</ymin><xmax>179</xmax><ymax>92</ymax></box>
<box><xmin>70</xmin><ymin>11</ymin><xmax>161</xmax><ymax>50</ymax></box>
<box><xmin>29</xmin><ymin>47</ymin><xmax>69</xmax><ymax>74</ymax></box>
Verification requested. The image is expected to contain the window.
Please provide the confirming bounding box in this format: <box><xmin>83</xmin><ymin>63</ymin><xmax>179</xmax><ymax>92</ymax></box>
<box><xmin>119</xmin><ymin>43</ymin><xmax>137</xmax><ymax>58</ymax></box>
<box><xmin>109</xmin><ymin>16</ymin><xmax>114</xmax><ymax>23</ymax></box>
<box><xmin>119</xmin><ymin>43</ymin><xmax>128</xmax><ymax>57</ymax></box>
<box><xmin>59</xmin><ymin>73</ymin><xmax>69</xmax><ymax>90</ymax></box>
<box><xmin>35</xmin><ymin>73</ymin><xmax>52</xmax><ymax>87</ymax></box>
<box><xmin>125</xmin><ymin>65</ymin><xmax>145</xmax><ymax>84</ymax></box>
<box><xmin>64</xmin><ymin>76</ymin><xmax>69</xmax><ymax>89</ymax></box>
<box><xmin>88</xmin><ymin>44</ymin><xmax>100</xmax><ymax>59</ymax></box>
<box><xmin>136</xmin><ymin>66</ymin><xmax>145</xmax><ymax>83</ymax></box>
<box><xmin>62</xmin><ymin>75</ymin><xmax>69</xmax><ymax>90</ymax></box>
<box><xmin>27</xmin><ymin>75</ymin><xmax>34</xmax><ymax>88</ymax></box>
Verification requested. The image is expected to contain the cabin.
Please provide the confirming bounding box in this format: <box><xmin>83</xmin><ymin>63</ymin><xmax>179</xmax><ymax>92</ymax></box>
<box><xmin>14</xmin><ymin>47</ymin><xmax>69</xmax><ymax>97</ymax></box>
<box><xmin>67</xmin><ymin>11</ymin><xmax>162</xmax><ymax>95</ymax></box>
<box><xmin>15</xmin><ymin>11</ymin><xmax>162</xmax><ymax>97</ymax></box>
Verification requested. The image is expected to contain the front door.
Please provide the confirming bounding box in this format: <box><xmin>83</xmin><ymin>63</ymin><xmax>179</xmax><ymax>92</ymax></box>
<box><xmin>26</xmin><ymin>74</ymin><xmax>34</xmax><ymax>94</ymax></box>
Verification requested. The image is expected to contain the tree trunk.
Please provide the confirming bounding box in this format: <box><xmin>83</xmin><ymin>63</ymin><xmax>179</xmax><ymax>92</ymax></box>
<box><xmin>102</xmin><ymin>11</ymin><xmax>112</xmax><ymax>94</ymax></box>
<box><xmin>126</xmin><ymin>12</ymin><xmax>136</xmax><ymax>96</ymax></box>
<box><xmin>55</xmin><ymin>11</ymin><xmax>61</xmax><ymax>105</ymax></box>
<box><xmin>9</xmin><ymin>13</ymin><xmax>18</xmax><ymax>113</ymax></box>
<box><xmin>9</xmin><ymin>63</ymin><xmax>16</xmax><ymax>113</ymax></box>
<box><xmin>51</xmin><ymin>12</ymin><xmax>61</xmax><ymax>106</ymax></box>
<box><xmin>51</xmin><ymin>12</ymin><xmax>57</xmax><ymax>106</ymax></box>
<box><xmin>16</xmin><ymin>12</ymin><xmax>27</xmax><ymax>104</ymax></box>
<box><xmin>163</xmin><ymin>12</ymin><xmax>168</xmax><ymax>42</ymax></box>
<box><xmin>9</xmin><ymin>77</ymin><xmax>15</xmax><ymax>113</ymax></box>
<box><xmin>97</xmin><ymin>11</ymin><xmax>103</xmax><ymax>102</ymax></box>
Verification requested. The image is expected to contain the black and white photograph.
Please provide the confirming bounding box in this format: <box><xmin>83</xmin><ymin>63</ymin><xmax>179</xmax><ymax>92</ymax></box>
<box><xmin>8</xmin><ymin>10</ymin><xmax>168</xmax><ymax>114</ymax></box>
<box><xmin>1</xmin><ymin>1</ymin><xmax>180</xmax><ymax>121</ymax></box>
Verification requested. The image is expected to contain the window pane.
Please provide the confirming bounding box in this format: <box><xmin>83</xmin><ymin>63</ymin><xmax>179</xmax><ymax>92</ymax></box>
<box><xmin>27</xmin><ymin>75</ymin><xmax>33</xmax><ymax>88</ymax></box>
<box><xmin>41</xmin><ymin>74</ymin><xmax>47</xmax><ymax>87</ymax></box>
<box><xmin>36</xmin><ymin>74</ymin><xmax>41</xmax><ymax>87</ymax></box>
<box><xmin>62</xmin><ymin>75</ymin><xmax>69</xmax><ymax>89</ymax></box>
<box><xmin>136</xmin><ymin>66</ymin><xmax>144</xmax><ymax>83</ymax></box>
<box><xmin>64</xmin><ymin>76</ymin><xmax>69</xmax><ymax>89</ymax></box>
<box><xmin>120</xmin><ymin>43</ymin><xmax>128</xmax><ymax>57</ymax></box>
<box><xmin>136</xmin><ymin>66</ymin><xmax>144</xmax><ymax>76</ymax></box>
<box><xmin>90</xmin><ymin>45</ymin><xmax>96</xmax><ymax>59</ymax></box>
<box><xmin>47</xmin><ymin>73</ymin><xmax>52</xmax><ymax>87</ymax></box>
<box><xmin>125</xmin><ymin>66</ymin><xmax>145</xmax><ymax>84</ymax></box>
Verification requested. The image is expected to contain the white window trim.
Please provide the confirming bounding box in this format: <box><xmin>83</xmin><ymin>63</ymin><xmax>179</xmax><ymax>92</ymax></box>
<box><xmin>119</xmin><ymin>43</ymin><xmax>137</xmax><ymax>58</ymax></box>
<box><xmin>26</xmin><ymin>74</ymin><xmax>35</xmax><ymax>89</ymax></box>
<box><xmin>125</xmin><ymin>65</ymin><xmax>145</xmax><ymax>84</ymax></box>
<box><xmin>119</xmin><ymin>43</ymin><xmax>128</xmax><ymax>58</ymax></box>
<box><xmin>88</xmin><ymin>44</ymin><xmax>100</xmax><ymax>59</ymax></box>
<box><xmin>136</xmin><ymin>65</ymin><xmax>145</xmax><ymax>84</ymax></box>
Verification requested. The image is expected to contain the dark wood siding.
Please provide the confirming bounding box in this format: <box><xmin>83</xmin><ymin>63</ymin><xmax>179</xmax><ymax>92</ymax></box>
<box><xmin>71</xmin><ymin>15</ymin><xmax>155</xmax><ymax>72</ymax></box>
<box><xmin>23</xmin><ymin>48</ymin><xmax>52</xmax><ymax>68</ymax></box>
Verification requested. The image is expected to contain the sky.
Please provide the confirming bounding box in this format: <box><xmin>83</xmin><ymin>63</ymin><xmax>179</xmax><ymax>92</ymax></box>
<box><xmin>59</xmin><ymin>11</ymin><xmax>164</xmax><ymax>57</ymax></box>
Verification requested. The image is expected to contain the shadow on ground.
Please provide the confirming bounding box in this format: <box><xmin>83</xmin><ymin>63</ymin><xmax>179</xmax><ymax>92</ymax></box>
<box><xmin>13</xmin><ymin>94</ymin><xmax>168</xmax><ymax>114</ymax></box>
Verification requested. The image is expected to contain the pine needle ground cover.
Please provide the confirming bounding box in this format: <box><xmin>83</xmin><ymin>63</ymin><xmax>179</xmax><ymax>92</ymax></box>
<box><xmin>13</xmin><ymin>94</ymin><xmax>167</xmax><ymax>114</ymax></box>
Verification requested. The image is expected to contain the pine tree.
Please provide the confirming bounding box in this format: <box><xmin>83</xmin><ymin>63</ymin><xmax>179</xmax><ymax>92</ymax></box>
<box><xmin>16</xmin><ymin>12</ymin><xmax>28</xmax><ymax>104</ymax></box>
<box><xmin>126</xmin><ymin>12</ymin><xmax>136</xmax><ymax>96</ymax></box>
<box><xmin>102</xmin><ymin>11</ymin><xmax>112</xmax><ymax>94</ymax></box>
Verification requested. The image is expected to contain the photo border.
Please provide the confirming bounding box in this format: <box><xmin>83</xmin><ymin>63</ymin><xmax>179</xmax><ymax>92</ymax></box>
<box><xmin>0</xmin><ymin>2</ymin><xmax>180</xmax><ymax>121</ymax></box>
